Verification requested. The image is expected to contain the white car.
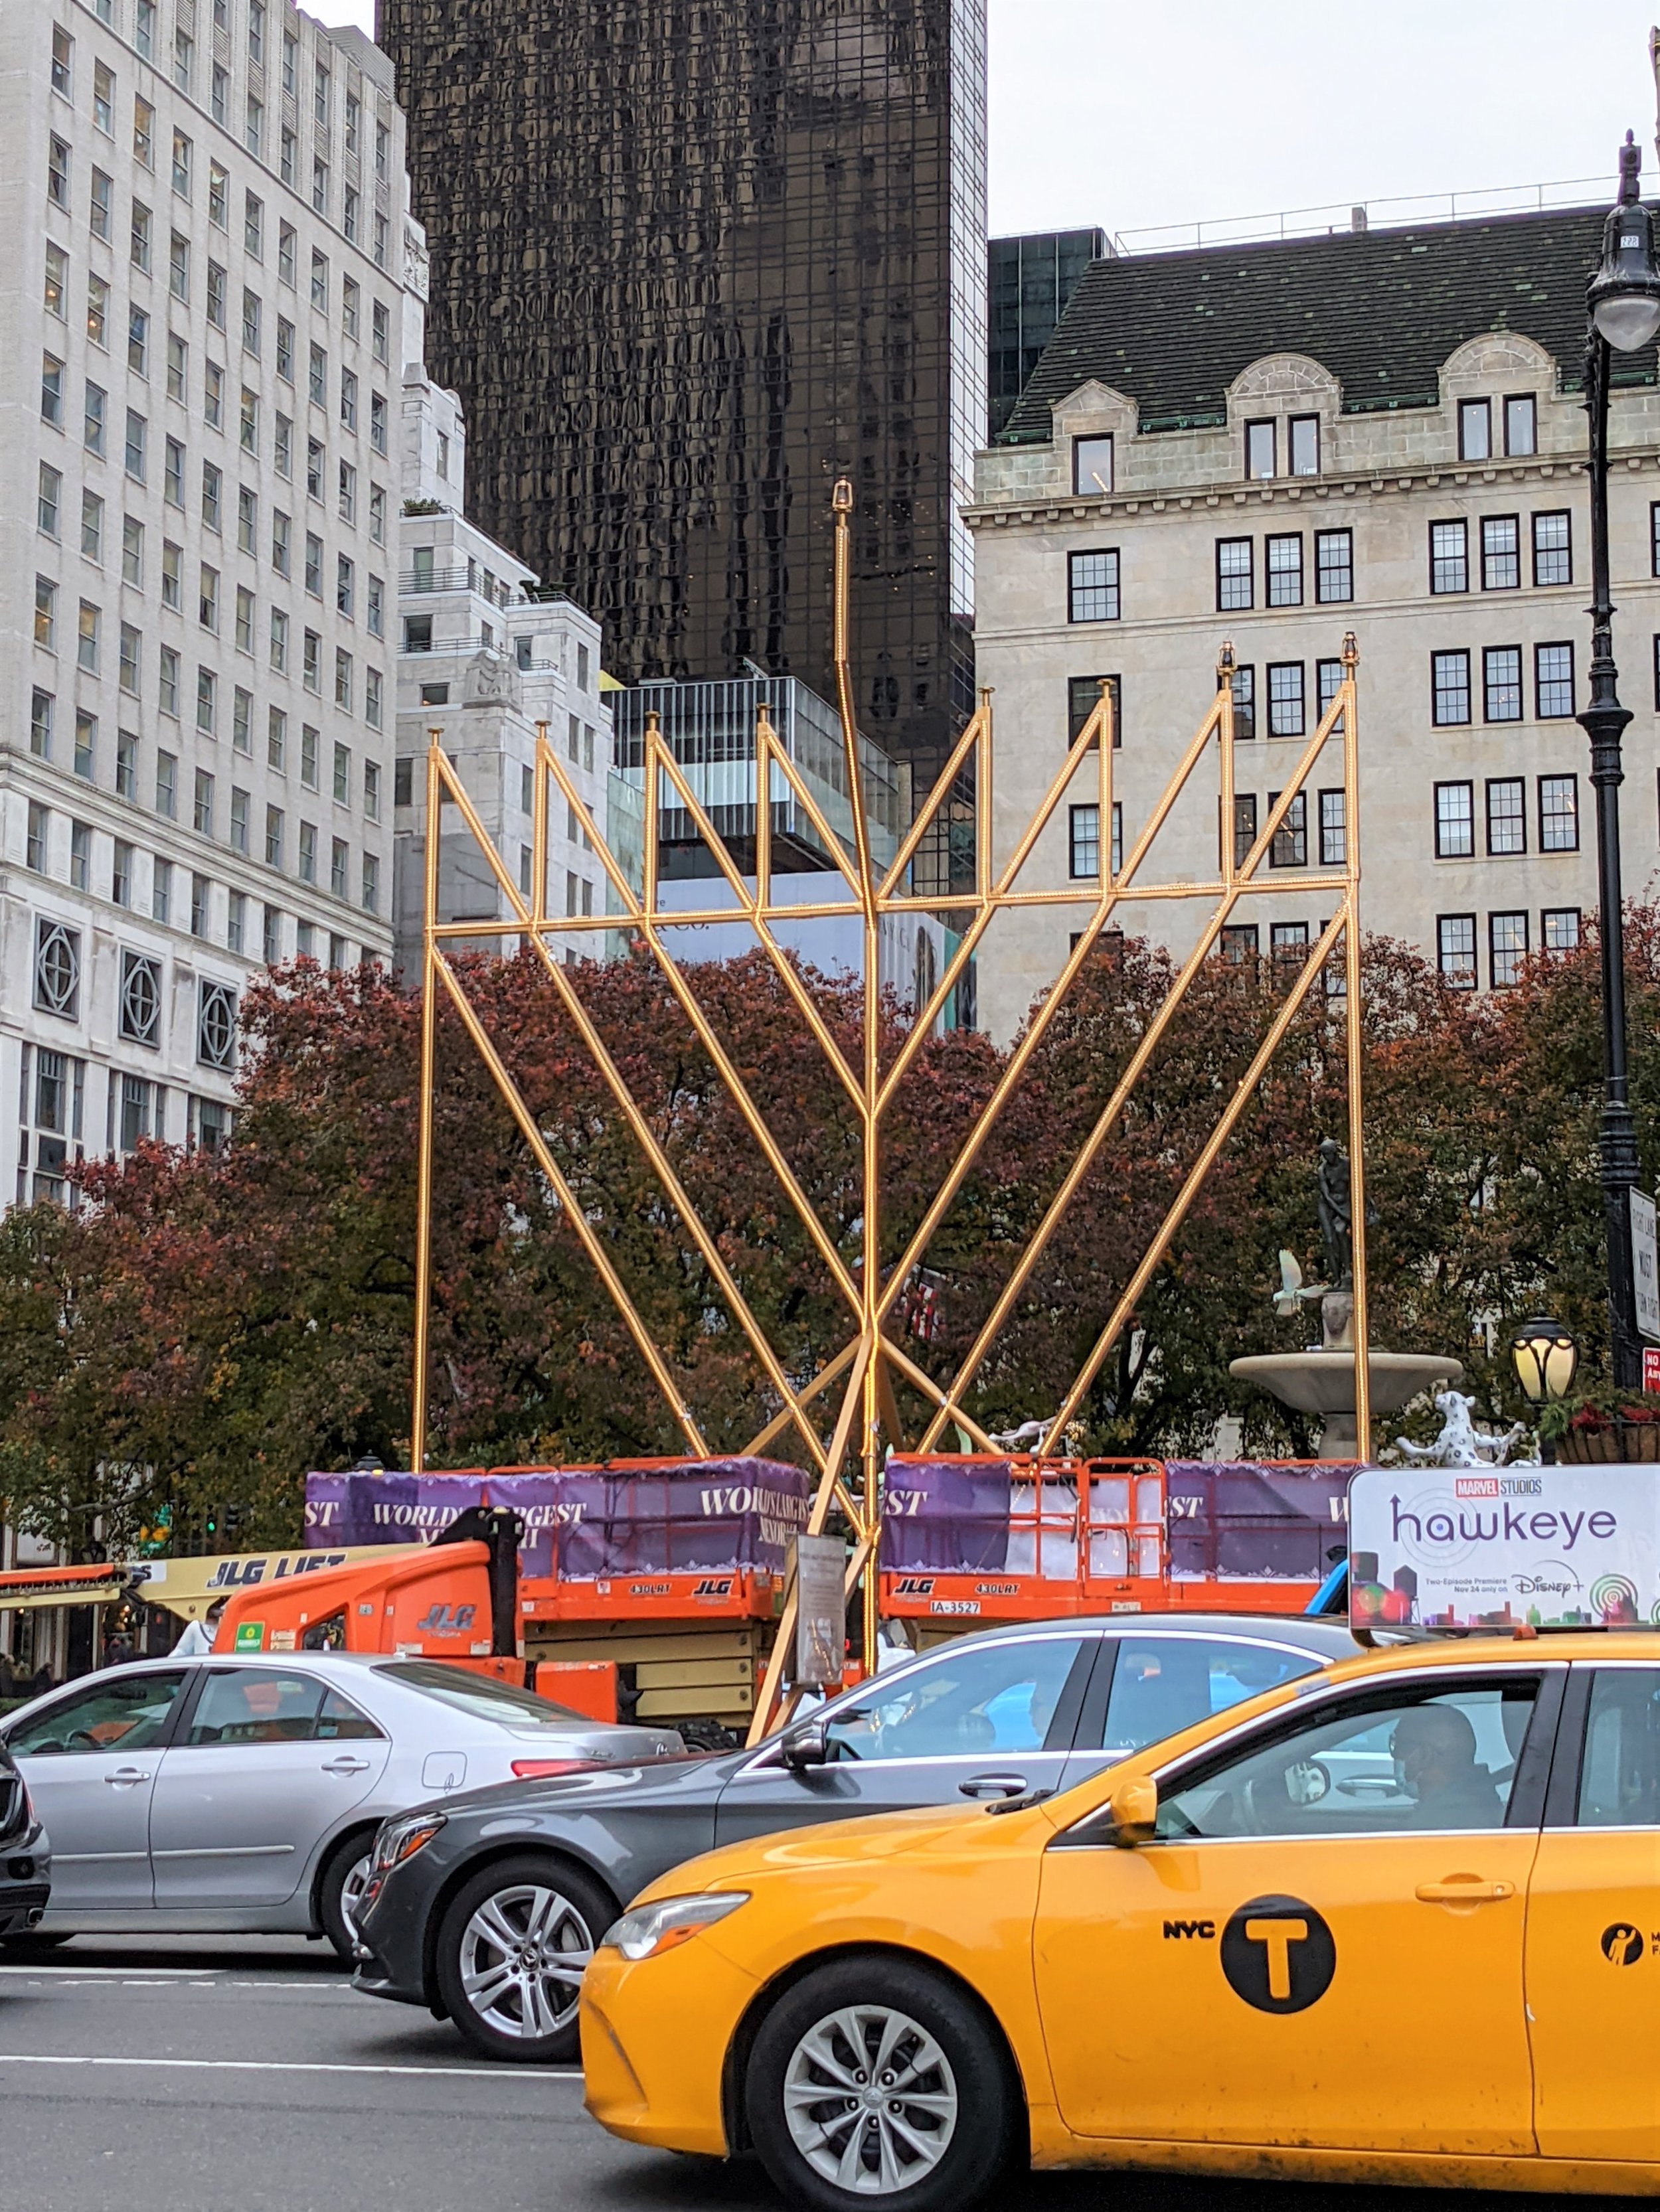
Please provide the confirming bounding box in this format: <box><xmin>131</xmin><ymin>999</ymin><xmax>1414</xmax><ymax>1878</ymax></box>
<box><xmin>0</xmin><ymin>1653</ymin><xmax>685</xmax><ymax>1957</ymax></box>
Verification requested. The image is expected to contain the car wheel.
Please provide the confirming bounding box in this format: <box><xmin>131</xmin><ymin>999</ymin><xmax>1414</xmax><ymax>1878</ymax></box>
<box><xmin>434</xmin><ymin>1854</ymin><xmax>611</xmax><ymax>2065</ymax></box>
<box><xmin>746</xmin><ymin>1957</ymin><xmax>1018</xmax><ymax>2212</ymax></box>
<box><xmin>318</xmin><ymin>1830</ymin><xmax>377</xmax><ymax>1963</ymax></box>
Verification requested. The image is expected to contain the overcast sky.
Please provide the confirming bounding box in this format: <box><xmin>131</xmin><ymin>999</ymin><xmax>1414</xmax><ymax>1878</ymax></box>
<box><xmin>309</xmin><ymin>0</ymin><xmax>1660</xmax><ymax>240</ymax></box>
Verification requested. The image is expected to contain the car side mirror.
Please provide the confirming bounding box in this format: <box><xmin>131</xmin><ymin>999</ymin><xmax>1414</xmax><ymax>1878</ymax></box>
<box><xmin>781</xmin><ymin>1720</ymin><xmax>829</xmax><ymax>1773</ymax></box>
<box><xmin>1105</xmin><ymin>1773</ymin><xmax>1159</xmax><ymax>1847</ymax></box>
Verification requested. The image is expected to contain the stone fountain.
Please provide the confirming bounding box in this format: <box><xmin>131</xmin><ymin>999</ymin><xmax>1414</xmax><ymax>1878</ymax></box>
<box><xmin>1230</xmin><ymin>1139</ymin><xmax>1462</xmax><ymax>1455</ymax></box>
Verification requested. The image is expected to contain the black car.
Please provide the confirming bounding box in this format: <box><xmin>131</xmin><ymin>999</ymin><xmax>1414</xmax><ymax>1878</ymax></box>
<box><xmin>0</xmin><ymin>1740</ymin><xmax>50</xmax><ymax>1943</ymax></box>
<box><xmin>353</xmin><ymin>1612</ymin><xmax>1359</xmax><ymax>2063</ymax></box>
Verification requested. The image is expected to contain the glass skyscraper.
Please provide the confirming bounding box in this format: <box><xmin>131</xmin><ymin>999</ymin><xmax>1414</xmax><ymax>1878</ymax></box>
<box><xmin>380</xmin><ymin>1</ymin><xmax>988</xmax><ymax>872</ymax></box>
<box><xmin>987</xmin><ymin>228</ymin><xmax>1110</xmax><ymax>437</ymax></box>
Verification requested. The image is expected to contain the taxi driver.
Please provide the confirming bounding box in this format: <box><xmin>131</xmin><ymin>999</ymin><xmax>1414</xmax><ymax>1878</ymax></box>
<box><xmin>1388</xmin><ymin>1703</ymin><xmax>1501</xmax><ymax>1827</ymax></box>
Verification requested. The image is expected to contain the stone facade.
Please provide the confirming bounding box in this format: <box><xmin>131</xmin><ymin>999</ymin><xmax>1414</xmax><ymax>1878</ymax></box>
<box><xmin>1</xmin><ymin>0</ymin><xmax>411</xmax><ymax>1186</ymax></box>
<box><xmin>970</xmin><ymin>224</ymin><xmax>1660</xmax><ymax>1044</ymax></box>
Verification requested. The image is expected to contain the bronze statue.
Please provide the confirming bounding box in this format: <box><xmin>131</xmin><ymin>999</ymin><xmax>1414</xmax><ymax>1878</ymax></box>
<box><xmin>1317</xmin><ymin>1137</ymin><xmax>1357</xmax><ymax>1290</ymax></box>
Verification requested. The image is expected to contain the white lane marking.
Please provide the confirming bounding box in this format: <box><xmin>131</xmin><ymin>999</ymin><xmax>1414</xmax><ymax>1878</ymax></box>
<box><xmin>0</xmin><ymin>1976</ymin><xmax>359</xmax><ymax>1990</ymax></box>
<box><xmin>0</xmin><ymin>1964</ymin><xmax>216</xmax><ymax>1978</ymax></box>
<box><xmin>1</xmin><ymin>2053</ymin><xmax>583</xmax><ymax>2081</ymax></box>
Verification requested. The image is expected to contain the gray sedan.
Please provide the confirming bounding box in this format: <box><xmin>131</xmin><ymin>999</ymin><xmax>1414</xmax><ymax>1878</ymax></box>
<box><xmin>0</xmin><ymin>1653</ymin><xmax>684</xmax><ymax>1958</ymax></box>
<box><xmin>353</xmin><ymin>1612</ymin><xmax>1360</xmax><ymax>2063</ymax></box>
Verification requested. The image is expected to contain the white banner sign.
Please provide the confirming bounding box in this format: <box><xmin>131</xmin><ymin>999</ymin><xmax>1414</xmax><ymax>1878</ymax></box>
<box><xmin>1634</xmin><ymin>1189</ymin><xmax>1660</xmax><ymax>1342</ymax></box>
<box><xmin>1349</xmin><ymin>1465</ymin><xmax>1660</xmax><ymax>1630</ymax></box>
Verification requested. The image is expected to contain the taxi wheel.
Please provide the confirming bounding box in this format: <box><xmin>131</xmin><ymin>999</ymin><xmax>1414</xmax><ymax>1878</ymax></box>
<box><xmin>434</xmin><ymin>1854</ymin><xmax>610</xmax><ymax>2065</ymax></box>
<box><xmin>746</xmin><ymin>1958</ymin><xmax>1018</xmax><ymax>2212</ymax></box>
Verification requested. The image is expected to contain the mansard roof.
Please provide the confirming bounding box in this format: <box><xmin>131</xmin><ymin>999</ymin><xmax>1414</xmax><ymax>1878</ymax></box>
<box><xmin>997</xmin><ymin>204</ymin><xmax>1645</xmax><ymax>441</ymax></box>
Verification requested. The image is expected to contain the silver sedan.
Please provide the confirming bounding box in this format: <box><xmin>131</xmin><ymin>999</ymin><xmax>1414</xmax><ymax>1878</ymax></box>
<box><xmin>0</xmin><ymin>1653</ymin><xmax>684</xmax><ymax>1957</ymax></box>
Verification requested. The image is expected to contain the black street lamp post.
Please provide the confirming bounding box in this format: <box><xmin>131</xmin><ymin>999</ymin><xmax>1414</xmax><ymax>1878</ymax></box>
<box><xmin>1581</xmin><ymin>133</ymin><xmax>1660</xmax><ymax>1392</ymax></box>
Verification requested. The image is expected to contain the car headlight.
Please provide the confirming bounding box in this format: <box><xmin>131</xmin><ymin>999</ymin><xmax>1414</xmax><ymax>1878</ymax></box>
<box><xmin>371</xmin><ymin>1812</ymin><xmax>447</xmax><ymax>1875</ymax></box>
<box><xmin>600</xmin><ymin>1891</ymin><xmax>750</xmax><ymax>1962</ymax></box>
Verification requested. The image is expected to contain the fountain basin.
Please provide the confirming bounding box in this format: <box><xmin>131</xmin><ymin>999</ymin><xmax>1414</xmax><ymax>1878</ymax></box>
<box><xmin>1230</xmin><ymin>1349</ymin><xmax>1464</xmax><ymax>1455</ymax></box>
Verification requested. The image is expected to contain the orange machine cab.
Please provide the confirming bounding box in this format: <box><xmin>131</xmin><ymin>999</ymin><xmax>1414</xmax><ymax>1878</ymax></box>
<box><xmin>208</xmin><ymin>1508</ymin><xmax>623</xmax><ymax>1726</ymax></box>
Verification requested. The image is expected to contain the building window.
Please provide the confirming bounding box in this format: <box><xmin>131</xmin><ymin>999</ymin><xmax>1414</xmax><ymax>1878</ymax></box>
<box><xmin>1483</xmin><ymin>645</ymin><xmax>1523</xmax><ymax>724</ymax></box>
<box><xmin>35</xmin><ymin>577</ymin><xmax>57</xmax><ymax>650</ymax></box>
<box><xmin>301</xmin><ymin>727</ymin><xmax>319</xmax><ymax>789</ymax></box>
<box><xmin>1313</xmin><ymin>529</ymin><xmax>1352</xmax><ymax>604</ymax></box>
<box><xmin>365</xmin><ymin>669</ymin><xmax>383</xmax><ymax>730</ymax></box>
<box><xmin>363</xmin><ymin>761</ymin><xmax>382</xmax><ymax>821</ymax></box>
<box><xmin>1651</xmin><ymin>503</ymin><xmax>1660</xmax><ymax>580</ymax></box>
<box><xmin>197</xmin><ymin>981</ymin><xmax>237</xmax><ymax>1069</ymax></box>
<box><xmin>48</xmin><ymin>137</ymin><xmax>70</xmax><ymax>214</ymax></box>
<box><xmin>1457</xmin><ymin>398</ymin><xmax>1491</xmax><ymax>461</ymax></box>
<box><xmin>1068</xmin><ymin>804</ymin><xmax>1100</xmax><ymax>879</ymax></box>
<box><xmin>1318</xmin><ymin>788</ymin><xmax>1346</xmax><ymax>868</ymax></box>
<box><xmin>35</xmin><ymin>921</ymin><xmax>81</xmax><ymax>1020</ymax></box>
<box><xmin>30</xmin><ymin>687</ymin><xmax>53</xmax><ymax>759</ymax></box>
<box><xmin>50</xmin><ymin>23</ymin><xmax>73</xmax><ymax>96</ymax></box>
<box><xmin>1535</xmin><ymin>643</ymin><xmax>1575</xmax><ymax>719</ymax></box>
<box><xmin>1073</xmin><ymin>435</ymin><xmax>1114</xmax><ymax>497</ymax></box>
<box><xmin>1432</xmin><ymin>650</ymin><xmax>1471</xmax><ymax>727</ymax></box>
<box><xmin>1485</xmin><ymin>777</ymin><xmax>1525</xmax><ymax>856</ymax></box>
<box><xmin>1066</xmin><ymin>674</ymin><xmax>1121</xmax><ymax>749</ymax></box>
<box><xmin>1216</xmin><ymin>537</ymin><xmax>1253</xmax><ymax>611</ymax></box>
<box><xmin>74</xmin><ymin>710</ymin><xmax>96</xmax><ymax>779</ymax></box>
<box><xmin>92</xmin><ymin>168</ymin><xmax>113</xmax><ymax>239</ymax></box>
<box><xmin>1267</xmin><ymin>662</ymin><xmax>1304</xmax><ymax>738</ymax></box>
<box><xmin>361</xmin><ymin>852</ymin><xmax>379</xmax><ymax>914</ymax></box>
<box><xmin>1229</xmin><ymin>664</ymin><xmax>1256</xmax><ymax>740</ymax></box>
<box><xmin>264</xmin><ymin>805</ymin><xmax>284</xmax><ymax>869</ymax></box>
<box><xmin>1504</xmin><ymin>395</ymin><xmax>1537</xmax><ymax>457</ymax></box>
<box><xmin>119</xmin><ymin>951</ymin><xmax>161</xmax><ymax>1045</ymax></box>
<box><xmin>332</xmin><ymin>744</ymin><xmax>351</xmax><ymax>805</ymax></box>
<box><xmin>111</xmin><ymin>838</ymin><xmax>133</xmax><ymax>906</ymax></box>
<box><xmin>298</xmin><ymin>821</ymin><xmax>317</xmax><ymax>884</ymax></box>
<box><xmin>1531</xmin><ymin>510</ymin><xmax>1571</xmax><ymax>589</ymax></box>
<box><xmin>1068</xmin><ymin>549</ymin><xmax>1120</xmax><ymax>623</ymax></box>
<box><xmin>330</xmin><ymin>838</ymin><xmax>349</xmax><ymax>900</ymax></box>
<box><xmin>26</xmin><ymin>803</ymin><xmax>48</xmax><ymax>875</ymax></box>
<box><xmin>1542</xmin><ymin>908</ymin><xmax>1581</xmax><ymax>953</ymax></box>
<box><xmin>153</xmin><ymin>857</ymin><xmax>173</xmax><ymax>925</ymax></box>
<box><xmin>116</xmin><ymin>730</ymin><xmax>135</xmax><ymax>797</ymax></box>
<box><xmin>1268</xmin><ymin>791</ymin><xmax>1307</xmax><ymax>868</ymax></box>
<box><xmin>155</xmin><ymin>748</ymin><xmax>178</xmax><ymax>818</ymax></box>
<box><xmin>1434</xmin><ymin>781</ymin><xmax>1474</xmax><ymax>859</ymax></box>
<box><xmin>1226</xmin><ymin>794</ymin><xmax>1256</xmax><ymax>870</ymax></box>
<box><xmin>1481</xmin><ymin>514</ymin><xmax>1520</xmax><ymax>592</ymax></box>
<box><xmin>1287</xmin><ymin>415</ymin><xmax>1319</xmax><ymax>477</ymax></box>
<box><xmin>1316</xmin><ymin>658</ymin><xmax>1344</xmax><ymax>724</ymax></box>
<box><xmin>1430</xmin><ymin>518</ymin><xmax>1468</xmax><ymax>595</ymax></box>
<box><xmin>69</xmin><ymin>821</ymin><xmax>90</xmax><ymax>890</ymax></box>
<box><xmin>262</xmin><ymin>904</ymin><xmax>282</xmax><ymax>964</ymax></box>
<box><xmin>39</xmin><ymin>463</ymin><xmax>62</xmax><ymax>538</ymax></box>
<box><xmin>230</xmin><ymin>787</ymin><xmax>250</xmax><ymax>855</ymax></box>
<box><xmin>1265</xmin><ymin>534</ymin><xmax>1302</xmax><ymax>608</ymax></box>
<box><xmin>1437</xmin><ymin>913</ymin><xmax>1478</xmax><ymax>988</ymax></box>
<box><xmin>1244</xmin><ymin>420</ymin><xmax>1276</xmax><ymax>480</ymax></box>
<box><xmin>1489</xmin><ymin>910</ymin><xmax>1529</xmax><ymax>988</ymax></box>
<box><xmin>1220</xmin><ymin>923</ymin><xmax>1259</xmax><ymax>963</ymax></box>
<box><xmin>1539</xmin><ymin>774</ymin><xmax>1579</xmax><ymax>852</ymax></box>
<box><xmin>226</xmin><ymin>891</ymin><xmax>246</xmax><ymax>954</ymax></box>
<box><xmin>233</xmin><ymin>690</ymin><xmax>252</xmax><ymax>754</ymax></box>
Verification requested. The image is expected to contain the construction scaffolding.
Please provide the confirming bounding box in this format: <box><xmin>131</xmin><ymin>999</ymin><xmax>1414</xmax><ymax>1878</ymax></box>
<box><xmin>411</xmin><ymin>481</ymin><xmax>1370</xmax><ymax>1740</ymax></box>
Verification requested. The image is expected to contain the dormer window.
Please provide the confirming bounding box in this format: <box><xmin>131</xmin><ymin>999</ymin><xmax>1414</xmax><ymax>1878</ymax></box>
<box><xmin>1245</xmin><ymin>420</ymin><xmax>1276</xmax><ymax>480</ymax></box>
<box><xmin>1287</xmin><ymin>415</ymin><xmax>1320</xmax><ymax>477</ymax></box>
<box><xmin>1072</xmin><ymin>434</ymin><xmax>1114</xmax><ymax>497</ymax></box>
<box><xmin>1503</xmin><ymin>394</ymin><xmax>1536</xmax><ymax>457</ymax></box>
<box><xmin>1458</xmin><ymin>398</ymin><xmax>1491</xmax><ymax>461</ymax></box>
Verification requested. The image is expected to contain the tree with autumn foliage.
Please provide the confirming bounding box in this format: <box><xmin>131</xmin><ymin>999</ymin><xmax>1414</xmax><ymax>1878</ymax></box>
<box><xmin>0</xmin><ymin>909</ymin><xmax>1655</xmax><ymax>1557</ymax></box>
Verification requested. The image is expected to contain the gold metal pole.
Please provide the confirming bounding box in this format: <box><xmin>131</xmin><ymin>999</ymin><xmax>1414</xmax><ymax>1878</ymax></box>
<box><xmin>410</xmin><ymin>730</ymin><xmax>443</xmax><ymax>1472</ymax></box>
<box><xmin>1339</xmin><ymin>635</ymin><xmax>1370</xmax><ymax>1459</ymax></box>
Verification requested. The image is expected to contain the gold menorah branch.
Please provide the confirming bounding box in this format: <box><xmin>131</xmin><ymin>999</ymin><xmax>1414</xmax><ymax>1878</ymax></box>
<box><xmin>411</xmin><ymin>483</ymin><xmax>1370</xmax><ymax>1741</ymax></box>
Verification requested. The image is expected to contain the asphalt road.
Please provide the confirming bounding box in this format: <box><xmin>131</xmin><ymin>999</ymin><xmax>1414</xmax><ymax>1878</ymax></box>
<box><xmin>0</xmin><ymin>1933</ymin><xmax>1635</xmax><ymax>2212</ymax></box>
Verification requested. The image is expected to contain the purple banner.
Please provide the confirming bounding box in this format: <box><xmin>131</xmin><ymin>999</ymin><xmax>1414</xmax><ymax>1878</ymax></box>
<box><xmin>303</xmin><ymin>1461</ymin><xmax>812</xmax><ymax>1580</ymax></box>
<box><xmin>1162</xmin><ymin>1462</ymin><xmax>1351</xmax><ymax>1583</ymax></box>
<box><xmin>882</xmin><ymin>1460</ymin><xmax>1013</xmax><ymax>1573</ymax></box>
<box><xmin>876</xmin><ymin>1458</ymin><xmax>1351</xmax><ymax>1583</ymax></box>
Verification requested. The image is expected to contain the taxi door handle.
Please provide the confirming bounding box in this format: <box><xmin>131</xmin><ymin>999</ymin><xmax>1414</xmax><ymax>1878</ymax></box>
<box><xmin>959</xmin><ymin>1772</ymin><xmax>1030</xmax><ymax>1800</ymax></box>
<box><xmin>1414</xmin><ymin>1879</ymin><xmax>1515</xmax><ymax>1904</ymax></box>
<box><xmin>104</xmin><ymin>1767</ymin><xmax>151</xmax><ymax>1786</ymax></box>
<box><xmin>320</xmin><ymin>1755</ymin><xmax>372</xmax><ymax>1777</ymax></box>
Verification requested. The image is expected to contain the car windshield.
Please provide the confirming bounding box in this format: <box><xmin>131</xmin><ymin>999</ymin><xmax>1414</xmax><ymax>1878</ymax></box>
<box><xmin>373</xmin><ymin>1659</ymin><xmax>586</xmax><ymax>1725</ymax></box>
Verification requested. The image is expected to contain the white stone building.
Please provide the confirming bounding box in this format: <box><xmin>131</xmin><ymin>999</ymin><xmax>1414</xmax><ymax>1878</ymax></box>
<box><xmin>1</xmin><ymin>0</ymin><xmax>408</xmax><ymax>1190</ymax></box>
<box><xmin>388</xmin><ymin>356</ymin><xmax>614</xmax><ymax>972</ymax></box>
<box><xmin>969</xmin><ymin>206</ymin><xmax>1660</xmax><ymax>1044</ymax></box>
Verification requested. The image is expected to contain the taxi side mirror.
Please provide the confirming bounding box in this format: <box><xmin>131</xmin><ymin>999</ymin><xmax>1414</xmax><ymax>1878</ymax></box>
<box><xmin>1104</xmin><ymin>1773</ymin><xmax>1159</xmax><ymax>1847</ymax></box>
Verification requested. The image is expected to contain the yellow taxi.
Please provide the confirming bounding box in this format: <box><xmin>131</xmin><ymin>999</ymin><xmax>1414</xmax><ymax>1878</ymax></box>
<box><xmin>582</xmin><ymin>1632</ymin><xmax>1660</xmax><ymax>2211</ymax></box>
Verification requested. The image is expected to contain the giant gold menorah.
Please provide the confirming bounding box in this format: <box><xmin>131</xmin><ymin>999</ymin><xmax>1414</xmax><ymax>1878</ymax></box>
<box><xmin>411</xmin><ymin>481</ymin><xmax>1370</xmax><ymax>1739</ymax></box>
